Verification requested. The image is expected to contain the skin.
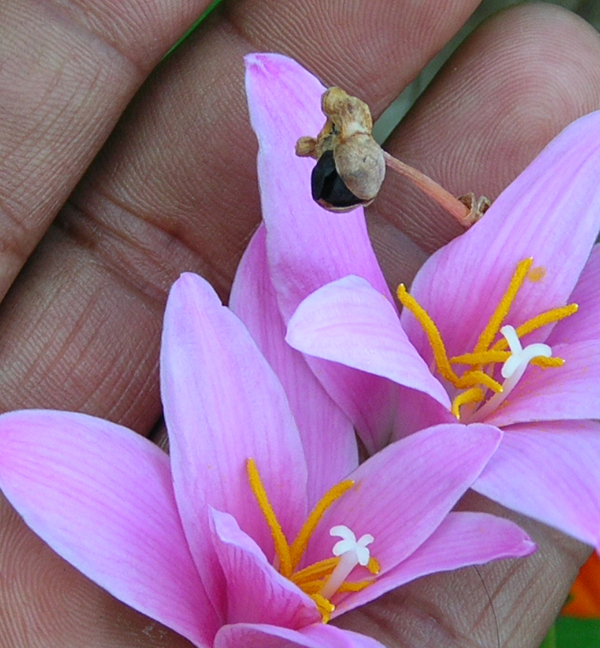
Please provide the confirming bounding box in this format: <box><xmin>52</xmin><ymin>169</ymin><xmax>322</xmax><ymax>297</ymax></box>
<box><xmin>0</xmin><ymin>0</ymin><xmax>598</xmax><ymax>646</ymax></box>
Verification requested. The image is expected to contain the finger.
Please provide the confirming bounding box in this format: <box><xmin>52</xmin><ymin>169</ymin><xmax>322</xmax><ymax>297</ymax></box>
<box><xmin>0</xmin><ymin>0</ymin><xmax>214</xmax><ymax>300</ymax></box>
<box><xmin>371</xmin><ymin>4</ymin><xmax>600</xmax><ymax>262</ymax></box>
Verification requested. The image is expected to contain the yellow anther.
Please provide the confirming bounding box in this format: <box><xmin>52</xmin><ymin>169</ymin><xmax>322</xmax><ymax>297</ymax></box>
<box><xmin>450</xmin><ymin>350</ymin><xmax>510</xmax><ymax>366</ymax></box>
<box><xmin>367</xmin><ymin>557</ymin><xmax>380</xmax><ymax>575</ymax></box>
<box><xmin>397</xmin><ymin>284</ymin><xmax>460</xmax><ymax>386</ymax></box>
<box><xmin>451</xmin><ymin>388</ymin><xmax>484</xmax><ymax>419</ymax></box>
<box><xmin>289</xmin><ymin>480</ymin><xmax>354</xmax><ymax>570</ymax></box>
<box><xmin>312</xmin><ymin>594</ymin><xmax>335</xmax><ymax>623</ymax></box>
<box><xmin>290</xmin><ymin>557</ymin><xmax>339</xmax><ymax>586</ymax></box>
<box><xmin>338</xmin><ymin>580</ymin><xmax>374</xmax><ymax>593</ymax></box>
<box><xmin>247</xmin><ymin>459</ymin><xmax>293</xmax><ymax>577</ymax></box>
<box><xmin>475</xmin><ymin>258</ymin><xmax>533</xmax><ymax>353</ymax></box>
<box><xmin>532</xmin><ymin>356</ymin><xmax>564</xmax><ymax>369</ymax></box>
<box><xmin>492</xmin><ymin>304</ymin><xmax>579</xmax><ymax>352</ymax></box>
<box><xmin>455</xmin><ymin>370</ymin><xmax>503</xmax><ymax>393</ymax></box>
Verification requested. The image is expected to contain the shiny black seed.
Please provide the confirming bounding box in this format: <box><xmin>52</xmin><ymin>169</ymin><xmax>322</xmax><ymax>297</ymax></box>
<box><xmin>311</xmin><ymin>150</ymin><xmax>363</xmax><ymax>209</ymax></box>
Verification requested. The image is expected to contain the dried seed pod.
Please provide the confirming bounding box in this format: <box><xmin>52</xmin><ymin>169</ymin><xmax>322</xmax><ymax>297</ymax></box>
<box><xmin>296</xmin><ymin>87</ymin><xmax>385</xmax><ymax>212</ymax></box>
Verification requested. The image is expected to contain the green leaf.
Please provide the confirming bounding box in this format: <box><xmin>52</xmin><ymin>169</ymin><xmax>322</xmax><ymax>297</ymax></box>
<box><xmin>539</xmin><ymin>623</ymin><xmax>556</xmax><ymax>648</ymax></box>
<box><xmin>554</xmin><ymin>617</ymin><xmax>600</xmax><ymax>647</ymax></box>
<box><xmin>165</xmin><ymin>0</ymin><xmax>228</xmax><ymax>58</ymax></box>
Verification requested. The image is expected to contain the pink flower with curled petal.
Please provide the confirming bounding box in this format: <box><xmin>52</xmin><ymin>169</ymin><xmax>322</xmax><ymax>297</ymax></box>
<box><xmin>250</xmin><ymin>55</ymin><xmax>600</xmax><ymax>549</ymax></box>
<box><xmin>0</xmin><ymin>269</ymin><xmax>534</xmax><ymax>648</ymax></box>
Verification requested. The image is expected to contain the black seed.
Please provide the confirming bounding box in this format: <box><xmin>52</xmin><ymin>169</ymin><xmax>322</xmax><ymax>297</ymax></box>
<box><xmin>311</xmin><ymin>150</ymin><xmax>363</xmax><ymax>209</ymax></box>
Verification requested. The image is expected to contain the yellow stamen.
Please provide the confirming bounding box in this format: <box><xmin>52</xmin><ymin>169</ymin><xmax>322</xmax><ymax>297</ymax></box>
<box><xmin>247</xmin><ymin>458</ymin><xmax>293</xmax><ymax>577</ymax></box>
<box><xmin>289</xmin><ymin>480</ymin><xmax>354</xmax><ymax>570</ymax></box>
<box><xmin>312</xmin><ymin>594</ymin><xmax>335</xmax><ymax>623</ymax></box>
<box><xmin>492</xmin><ymin>304</ymin><xmax>579</xmax><ymax>352</ymax></box>
<box><xmin>474</xmin><ymin>258</ymin><xmax>533</xmax><ymax>353</ymax></box>
<box><xmin>397</xmin><ymin>284</ymin><xmax>459</xmax><ymax>386</ymax></box>
<box><xmin>455</xmin><ymin>370</ymin><xmax>502</xmax><ymax>393</ymax></box>
<box><xmin>532</xmin><ymin>356</ymin><xmax>564</xmax><ymax>368</ymax></box>
<box><xmin>291</xmin><ymin>557</ymin><xmax>339</xmax><ymax>586</ymax></box>
<box><xmin>451</xmin><ymin>387</ymin><xmax>484</xmax><ymax>419</ymax></box>
<box><xmin>367</xmin><ymin>557</ymin><xmax>380</xmax><ymax>575</ymax></box>
<box><xmin>338</xmin><ymin>580</ymin><xmax>374</xmax><ymax>593</ymax></box>
<box><xmin>451</xmin><ymin>350</ymin><xmax>510</xmax><ymax>366</ymax></box>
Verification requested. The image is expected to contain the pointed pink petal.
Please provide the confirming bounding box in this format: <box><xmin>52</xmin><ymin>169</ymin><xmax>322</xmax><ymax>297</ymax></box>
<box><xmin>230</xmin><ymin>226</ymin><xmax>358</xmax><ymax>505</ymax></box>
<box><xmin>302</xmin><ymin>424</ymin><xmax>502</xmax><ymax>583</ymax></box>
<box><xmin>215</xmin><ymin>623</ymin><xmax>386</xmax><ymax>648</ymax></box>
<box><xmin>473</xmin><ymin>420</ymin><xmax>600</xmax><ymax>547</ymax></box>
<box><xmin>0</xmin><ymin>410</ymin><xmax>217</xmax><ymax>647</ymax></box>
<box><xmin>404</xmin><ymin>110</ymin><xmax>600</xmax><ymax>362</ymax></box>
<box><xmin>245</xmin><ymin>53</ymin><xmax>399</xmax><ymax>452</ymax></box>
<box><xmin>548</xmin><ymin>244</ymin><xmax>600</xmax><ymax>345</ymax></box>
<box><xmin>210</xmin><ymin>508</ymin><xmax>319</xmax><ymax>628</ymax></box>
<box><xmin>484</xmin><ymin>341</ymin><xmax>600</xmax><ymax>427</ymax></box>
<box><xmin>287</xmin><ymin>276</ymin><xmax>451</xmax><ymax>410</ymax></box>
<box><xmin>244</xmin><ymin>53</ymin><xmax>391</xmax><ymax>321</ymax></box>
<box><xmin>161</xmin><ymin>273</ymin><xmax>308</xmax><ymax>605</ymax></box>
<box><xmin>334</xmin><ymin>511</ymin><xmax>535</xmax><ymax>615</ymax></box>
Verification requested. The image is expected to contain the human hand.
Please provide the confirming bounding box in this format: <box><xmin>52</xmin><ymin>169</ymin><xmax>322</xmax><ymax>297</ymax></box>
<box><xmin>0</xmin><ymin>1</ymin><xmax>598</xmax><ymax>646</ymax></box>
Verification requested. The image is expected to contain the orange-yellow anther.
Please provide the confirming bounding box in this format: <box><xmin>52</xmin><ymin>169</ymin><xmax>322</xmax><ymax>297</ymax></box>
<box><xmin>397</xmin><ymin>284</ymin><xmax>459</xmax><ymax>385</ymax></box>
<box><xmin>291</xmin><ymin>557</ymin><xmax>339</xmax><ymax>586</ymax></box>
<box><xmin>492</xmin><ymin>304</ymin><xmax>579</xmax><ymax>352</ymax></box>
<box><xmin>247</xmin><ymin>459</ymin><xmax>293</xmax><ymax>577</ymax></box>
<box><xmin>290</xmin><ymin>480</ymin><xmax>354</xmax><ymax>570</ymax></box>
<box><xmin>451</xmin><ymin>387</ymin><xmax>484</xmax><ymax>419</ymax></box>
<box><xmin>451</xmin><ymin>350</ymin><xmax>510</xmax><ymax>366</ymax></box>
<box><xmin>455</xmin><ymin>370</ymin><xmax>503</xmax><ymax>393</ymax></box>
<box><xmin>475</xmin><ymin>258</ymin><xmax>533</xmax><ymax>353</ymax></box>
<box><xmin>532</xmin><ymin>356</ymin><xmax>564</xmax><ymax>369</ymax></box>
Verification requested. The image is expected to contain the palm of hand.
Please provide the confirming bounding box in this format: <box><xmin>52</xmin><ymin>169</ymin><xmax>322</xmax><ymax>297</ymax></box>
<box><xmin>0</xmin><ymin>1</ymin><xmax>598</xmax><ymax>646</ymax></box>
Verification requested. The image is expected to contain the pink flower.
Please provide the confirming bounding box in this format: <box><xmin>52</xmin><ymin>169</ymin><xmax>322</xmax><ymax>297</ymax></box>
<box><xmin>249</xmin><ymin>55</ymin><xmax>600</xmax><ymax>548</ymax></box>
<box><xmin>0</xmin><ymin>272</ymin><xmax>533</xmax><ymax>648</ymax></box>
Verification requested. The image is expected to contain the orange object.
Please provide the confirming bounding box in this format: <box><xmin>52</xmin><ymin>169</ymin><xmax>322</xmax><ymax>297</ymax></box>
<box><xmin>563</xmin><ymin>551</ymin><xmax>600</xmax><ymax>618</ymax></box>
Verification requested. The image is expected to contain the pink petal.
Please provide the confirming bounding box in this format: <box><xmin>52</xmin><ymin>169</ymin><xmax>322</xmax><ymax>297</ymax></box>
<box><xmin>391</xmin><ymin>386</ymin><xmax>455</xmax><ymax>441</ymax></box>
<box><xmin>210</xmin><ymin>508</ymin><xmax>319</xmax><ymax>628</ymax></box>
<box><xmin>473</xmin><ymin>420</ymin><xmax>600</xmax><ymax>547</ymax></box>
<box><xmin>404</xmin><ymin>110</ymin><xmax>600</xmax><ymax>363</ymax></box>
<box><xmin>334</xmin><ymin>511</ymin><xmax>535</xmax><ymax>615</ymax></box>
<box><xmin>484</xmin><ymin>341</ymin><xmax>600</xmax><ymax>427</ymax></box>
<box><xmin>0</xmin><ymin>410</ymin><xmax>217</xmax><ymax>647</ymax></box>
<box><xmin>287</xmin><ymin>276</ymin><xmax>451</xmax><ymax>410</ymax></box>
<box><xmin>548</xmin><ymin>244</ymin><xmax>600</xmax><ymax>345</ymax></box>
<box><xmin>230</xmin><ymin>225</ymin><xmax>358</xmax><ymax>505</ymax></box>
<box><xmin>161</xmin><ymin>273</ymin><xmax>308</xmax><ymax>606</ymax></box>
<box><xmin>301</xmin><ymin>424</ymin><xmax>502</xmax><ymax>585</ymax></box>
<box><xmin>215</xmin><ymin>623</ymin><xmax>386</xmax><ymax>648</ymax></box>
<box><xmin>245</xmin><ymin>53</ymin><xmax>399</xmax><ymax>452</ymax></box>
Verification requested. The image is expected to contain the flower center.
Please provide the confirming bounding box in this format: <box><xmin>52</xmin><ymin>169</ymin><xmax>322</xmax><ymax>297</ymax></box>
<box><xmin>397</xmin><ymin>258</ymin><xmax>578</xmax><ymax>421</ymax></box>
<box><xmin>247</xmin><ymin>459</ymin><xmax>379</xmax><ymax>622</ymax></box>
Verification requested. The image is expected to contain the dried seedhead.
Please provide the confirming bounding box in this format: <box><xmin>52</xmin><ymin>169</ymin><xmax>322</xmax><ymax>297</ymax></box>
<box><xmin>296</xmin><ymin>87</ymin><xmax>385</xmax><ymax>212</ymax></box>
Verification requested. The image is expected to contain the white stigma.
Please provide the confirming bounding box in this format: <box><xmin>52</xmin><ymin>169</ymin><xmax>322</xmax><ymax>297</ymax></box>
<box><xmin>319</xmin><ymin>525</ymin><xmax>374</xmax><ymax>600</ymax></box>
<box><xmin>470</xmin><ymin>325</ymin><xmax>552</xmax><ymax>422</ymax></box>
<box><xmin>500</xmin><ymin>325</ymin><xmax>552</xmax><ymax>379</ymax></box>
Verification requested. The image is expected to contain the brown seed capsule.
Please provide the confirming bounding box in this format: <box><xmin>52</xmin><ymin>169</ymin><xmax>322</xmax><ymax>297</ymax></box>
<box><xmin>296</xmin><ymin>87</ymin><xmax>385</xmax><ymax>212</ymax></box>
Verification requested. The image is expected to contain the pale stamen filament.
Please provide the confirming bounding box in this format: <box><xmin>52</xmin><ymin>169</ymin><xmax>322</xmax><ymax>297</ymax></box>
<box><xmin>320</xmin><ymin>526</ymin><xmax>374</xmax><ymax>600</ymax></box>
<box><xmin>469</xmin><ymin>325</ymin><xmax>552</xmax><ymax>422</ymax></box>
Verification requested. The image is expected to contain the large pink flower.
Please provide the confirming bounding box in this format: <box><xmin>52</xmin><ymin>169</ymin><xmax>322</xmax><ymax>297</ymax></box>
<box><xmin>248</xmin><ymin>55</ymin><xmax>600</xmax><ymax>548</ymax></box>
<box><xmin>0</xmin><ymin>272</ymin><xmax>532</xmax><ymax>648</ymax></box>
